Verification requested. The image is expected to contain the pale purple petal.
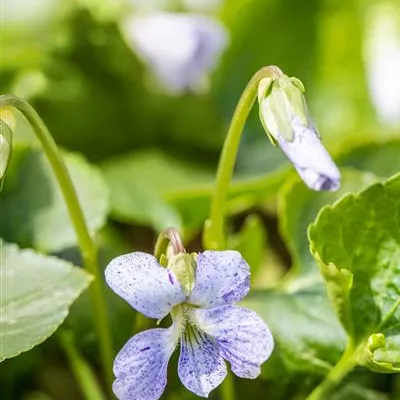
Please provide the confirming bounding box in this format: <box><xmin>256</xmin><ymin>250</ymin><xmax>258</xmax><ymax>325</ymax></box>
<box><xmin>189</xmin><ymin>250</ymin><xmax>250</xmax><ymax>308</ymax></box>
<box><xmin>105</xmin><ymin>252</ymin><xmax>185</xmax><ymax>319</ymax></box>
<box><xmin>190</xmin><ymin>306</ymin><xmax>274</xmax><ymax>379</ymax></box>
<box><xmin>178</xmin><ymin>327</ymin><xmax>227</xmax><ymax>397</ymax></box>
<box><xmin>120</xmin><ymin>12</ymin><xmax>228</xmax><ymax>92</ymax></box>
<box><xmin>277</xmin><ymin>117</ymin><xmax>340</xmax><ymax>191</ymax></box>
<box><xmin>113</xmin><ymin>327</ymin><xmax>178</xmax><ymax>400</ymax></box>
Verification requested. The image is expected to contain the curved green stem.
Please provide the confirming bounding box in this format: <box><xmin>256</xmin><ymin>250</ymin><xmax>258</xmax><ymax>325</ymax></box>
<box><xmin>305</xmin><ymin>342</ymin><xmax>357</xmax><ymax>400</ymax></box>
<box><xmin>59</xmin><ymin>330</ymin><xmax>107</xmax><ymax>400</ymax></box>
<box><xmin>0</xmin><ymin>95</ymin><xmax>114</xmax><ymax>390</ymax></box>
<box><xmin>203</xmin><ymin>66</ymin><xmax>282</xmax><ymax>250</ymax></box>
<box><xmin>220</xmin><ymin>373</ymin><xmax>235</xmax><ymax>400</ymax></box>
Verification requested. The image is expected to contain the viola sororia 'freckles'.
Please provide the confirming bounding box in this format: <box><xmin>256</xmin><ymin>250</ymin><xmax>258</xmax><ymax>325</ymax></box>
<box><xmin>105</xmin><ymin>250</ymin><xmax>274</xmax><ymax>400</ymax></box>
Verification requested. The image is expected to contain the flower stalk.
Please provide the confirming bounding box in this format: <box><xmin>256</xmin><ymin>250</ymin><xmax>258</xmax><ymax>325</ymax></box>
<box><xmin>204</xmin><ymin>65</ymin><xmax>340</xmax><ymax>250</ymax></box>
<box><xmin>0</xmin><ymin>95</ymin><xmax>114</xmax><ymax>392</ymax></box>
<box><xmin>203</xmin><ymin>66</ymin><xmax>283</xmax><ymax>250</ymax></box>
<box><xmin>59</xmin><ymin>330</ymin><xmax>107</xmax><ymax>400</ymax></box>
<box><xmin>154</xmin><ymin>227</ymin><xmax>186</xmax><ymax>259</ymax></box>
<box><xmin>305</xmin><ymin>341</ymin><xmax>358</xmax><ymax>400</ymax></box>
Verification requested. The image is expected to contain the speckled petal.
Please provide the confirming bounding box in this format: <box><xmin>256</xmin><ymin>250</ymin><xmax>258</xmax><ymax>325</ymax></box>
<box><xmin>188</xmin><ymin>250</ymin><xmax>250</xmax><ymax>308</ymax></box>
<box><xmin>113</xmin><ymin>327</ymin><xmax>177</xmax><ymax>400</ymax></box>
<box><xmin>105</xmin><ymin>252</ymin><xmax>186</xmax><ymax>319</ymax></box>
<box><xmin>190</xmin><ymin>306</ymin><xmax>274</xmax><ymax>378</ymax></box>
<box><xmin>178</xmin><ymin>327</ymin><xmax>227</xmax><ymax>397</ymax></box>
<box><xmin>277</xmin><ymin>118</ymin><xmax>340</xmax><ymax>192</ymax></box>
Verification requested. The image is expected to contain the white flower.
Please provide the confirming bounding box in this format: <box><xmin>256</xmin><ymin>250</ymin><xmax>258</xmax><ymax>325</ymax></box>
<box><xmin>364</xmin><ymin>3</ymin><xmax>400</xmax><ymax>126</ymax></box>
<box><xmin>120</xmin><ymin>12</ymin><xmax>228</xmax><ymax>93</ymax></box>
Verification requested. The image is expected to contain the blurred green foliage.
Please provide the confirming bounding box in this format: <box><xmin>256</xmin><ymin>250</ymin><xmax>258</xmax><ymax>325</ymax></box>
<box><xmin>2</xmin><ymin>0</ymin><xmax>400</xmax><ymax>399</ymax></box>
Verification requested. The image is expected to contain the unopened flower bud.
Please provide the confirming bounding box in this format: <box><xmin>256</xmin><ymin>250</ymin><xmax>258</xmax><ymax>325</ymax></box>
<box><xmin>0</xmin><ymin>117</ymin><xmax>12</xmax><ymax>180</ymax></box>
<box><xmin>167</xmin><ymin>253</ymin><xmax>197</xmax><ymax>297</ymax></box>
<box><xmin>258</xmin><ymin>74</ymin><xmax>341</xmax><ymax>191</ymax></box>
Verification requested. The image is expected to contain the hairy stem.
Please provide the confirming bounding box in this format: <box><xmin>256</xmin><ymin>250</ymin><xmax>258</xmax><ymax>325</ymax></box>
<box><xmin>0</xmin><ymin>95</ymin><xmax>114</xmax><ymax>391</ymax></box>
<box><xmin>203</xmin><ymin>66</ymin><xmax>282</xmax><ymax>250</ymax></box>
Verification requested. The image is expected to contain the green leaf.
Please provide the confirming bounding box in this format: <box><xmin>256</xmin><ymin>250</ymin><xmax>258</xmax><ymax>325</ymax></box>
<box><xmin>309</xmin><ymin>173</ymin><xmax>400</xmax><ymax>372</ymax></box>
<box><xmin>101</xmin><ymin>149</ymin><xmax>214</xmax><ymax>231</ymax></box>
<box><xmin>0</xmin><ymin>146</ymin><xmax>109</xmax><ymax>253</ymax></box>
<box><xmin>101</xmin><ymin>149</ymin><xmax>289</xmax><ymax>234</ymax></box>
<box><xmin>328</xmin><ymin>383</ymin><xmax>389</xmax><ymax>400</ymax></box>
<box><xmin>0</xmin><ymin>242</ymin><xmax>92</xmax><ymax>361</ymax></box>
<box><xmin>279</xmin><ymin>169</ymin><xmax>379</xmax><ymax>280</ymax></box>
<box><xmin>337</xmin><ymin>140</ymin><xmax>400</xmax><ymax>178</ymax></box>
<box><xmin>242</xmin><ymin>284</ymin><xmax>346</xmax><ymax>375</ymax></box>
<box><xmin>168</xmin><ymin>167</ymin><xmax>290</xmax><ymax>235</ymax></box>
<box><xmin>228</xmin><ymin>214</ymin><xmax>267</xmax><ymax>283</ymax></box>
<box><xmin>242</xmin><ymin>170</ymin><xmax>379</xmax><ymax>375</ymax></box>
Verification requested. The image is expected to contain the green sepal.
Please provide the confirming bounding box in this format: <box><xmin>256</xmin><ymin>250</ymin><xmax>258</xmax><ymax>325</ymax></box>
<box><xmin>258</xmin><ymin>108</ymin><xmax>277</xmax><ymax>146</ymax></box>
<box><xmin>168</xmin><ymin>253</ymin><xmax>197</xmax><ymax>296</ymax></box>
<box><xmin>257</xmin><ymin>74</ymin><xmax>312</xmax><ymax>144</ymax></box>
<box><xmin>289</xmin><ymin>77</ymin><xmax>305</xmax><ymax>92</ymax></box>
<box><xmin>257</xmin><ymin>77</ymin><xmax>277</xmax><ymax>145</ymax></box>
<box><xmin>269</xmin><ymin>77</ymin><xmax>295</xmax><ymax>142</ymax></box>
<box><xmin>257</xmin><ymin>77</ymin><xmax>274</xmax><ymax>100</ymax></box>
<box><xmin>277</xmin><ymin>75</ymin><xmax>309</xmax><ymax>128</ymax></box>
<box><xmin>0</xmin><ymin>118</ymin><xmax>13</xmax><ymax>181</ymax></box>
<box><xmin>159</xmin><ymin>253</ymin><xmax>168</xmax><ymax>267</ymax></box>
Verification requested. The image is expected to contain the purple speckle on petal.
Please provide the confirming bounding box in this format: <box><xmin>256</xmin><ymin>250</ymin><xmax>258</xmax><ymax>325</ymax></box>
<box><xmin>178</xmin><ymin>329</ymin><xmax>227</xmax><ymax>396</ymax></box>
<box><xmin>112</xmin><ymin>328</ymin><xmax>176</xmax><ymax>400</ymax></box>
<box><xmin>104</xmin><ymin>251</ymin><xmax>186</xmax><ymax>319</ymax></box>
<box><xmin>222</xmin><ymin>290</ymin><xmax>234</xmax><ymax>302</ymax></box>
<box><xmin>188</xmin><ymin>251</ymin><xmax>251</xmax><ymax>308</ymax></box>
<box><xmin>190</xmin><ymin>306</ymin><xmax>274</xmax><ymax>380</ymax></box>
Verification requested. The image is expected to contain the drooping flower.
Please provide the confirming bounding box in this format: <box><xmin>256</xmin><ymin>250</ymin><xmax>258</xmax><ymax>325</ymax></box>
<box><xmin>105</xmin><ymin>250</ymin><xmax>273</xmax><ymax>400</ymax></box>
<box><xmin>120</xmin><ymin>12</ymin><xmax>228</xmax><ymax>93</ymax></box>
<box><xmin>258</xmin><ymin>72</ymin><xmax>341</xmax><ymax>191</ymax></box>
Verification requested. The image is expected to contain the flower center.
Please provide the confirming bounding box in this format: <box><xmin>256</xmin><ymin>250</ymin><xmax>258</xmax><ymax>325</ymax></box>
<box><xmin>170</xmin><ymin>303</ymin><xmax>200</xmax><ymax>338</ymax></box>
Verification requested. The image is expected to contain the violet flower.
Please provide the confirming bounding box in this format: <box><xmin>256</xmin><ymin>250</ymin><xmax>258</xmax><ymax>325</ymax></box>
<box><xmin>120</xmin><ymin>12</ymin><xmax>228</xmax><ymax>93</ymax></box>
<box><xmin>258</xmin><ymin>74</ymin><xmax>341</xmax><ymax>191</ymax></box>
<box><xmin>105</xmin><ymin>250</ymin><xmax>273</xmax><ymax>399</ymax></box>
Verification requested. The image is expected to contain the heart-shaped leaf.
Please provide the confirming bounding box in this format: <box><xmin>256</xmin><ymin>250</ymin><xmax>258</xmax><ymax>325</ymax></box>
<box><xmin>0</xmin><ymin>146</ymin><xmax>109</xmax><ymax>253</ymax></box>
<box><xmin>243</xmin><ymin>170</ymin><xmax>379</xmax><ymax>374</ymax></box>
<box><xmin>0</xmin><ymin>243</ymin><xmax>92</xmax><ymax>361</ymax></box>
<box><xmin>309</xmin><ymin>173</ymin><xmax>400</xmax><ymax>372</ymax></box>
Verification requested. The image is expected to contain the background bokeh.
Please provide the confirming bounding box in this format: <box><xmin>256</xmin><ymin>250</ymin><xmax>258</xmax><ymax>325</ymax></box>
<box><xmin>1</xmin><ymin>0</ymin><xmax>400</xmax><ymax>399</ymax></box>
